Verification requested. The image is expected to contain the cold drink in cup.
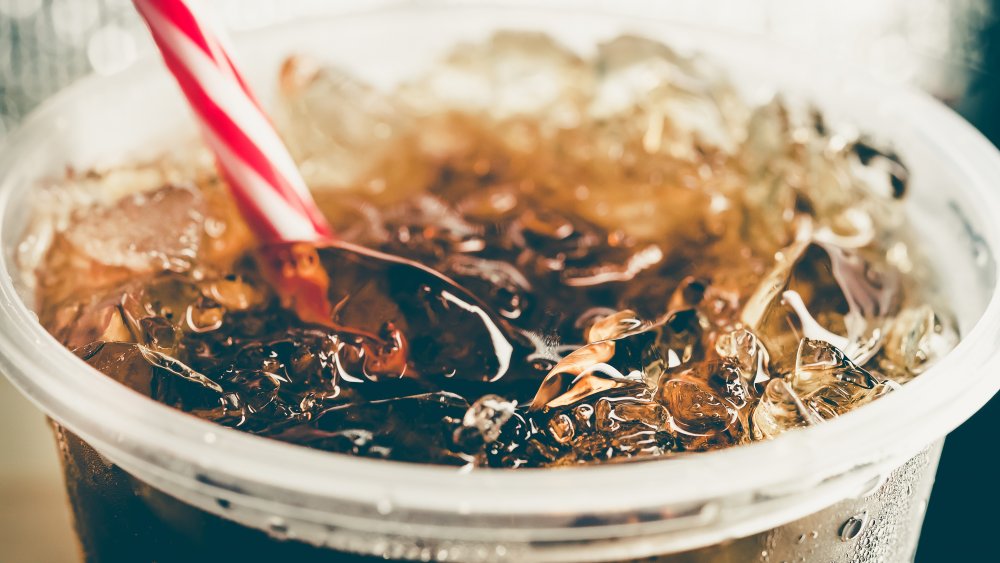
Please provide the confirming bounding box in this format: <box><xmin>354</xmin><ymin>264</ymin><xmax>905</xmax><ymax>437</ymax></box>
<box><xmin>1</xmin><ymin>7</ymin><xmax>998</xmax><ymax>563</ymax></box>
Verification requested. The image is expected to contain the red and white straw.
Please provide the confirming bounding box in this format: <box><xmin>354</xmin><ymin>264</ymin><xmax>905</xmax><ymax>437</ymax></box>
<box><xmin>133</xmin><ymin>0</ymin><xmax>333</xmax><ymax>244</ymax></box>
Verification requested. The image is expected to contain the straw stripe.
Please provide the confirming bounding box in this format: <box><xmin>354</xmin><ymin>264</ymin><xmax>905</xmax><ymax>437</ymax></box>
<box><xmin>133</xmin><ymin>0</ymin><xmax>333</xmax><ymax>243</ymax></box>
<box><xmin>149</xmin><ymin>0</ymin><xmax>269</xmax><ymax>118</ymax></box>
<box><xmin>154</xmin><ymin>42</ymin><xmax>315</xmax><ymax>217</ymax></box>
<box><xmin>205</xmin><ymin>130</ymin><xmax>322</xmax><ymax>241</ymax></box>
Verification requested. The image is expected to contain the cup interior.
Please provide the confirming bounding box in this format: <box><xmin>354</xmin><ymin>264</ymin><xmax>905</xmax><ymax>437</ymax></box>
<box><xmin>1</xmin><ymin>2</ymin><xmax>999</xmax><ymax>556</ymax></box>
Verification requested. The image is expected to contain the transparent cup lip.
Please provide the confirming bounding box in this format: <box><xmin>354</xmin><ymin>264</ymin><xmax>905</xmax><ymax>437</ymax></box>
<box><xmin>0</xmin><ymin>0</ymin><xmax>999</xmax><ymax>528</ymax></box>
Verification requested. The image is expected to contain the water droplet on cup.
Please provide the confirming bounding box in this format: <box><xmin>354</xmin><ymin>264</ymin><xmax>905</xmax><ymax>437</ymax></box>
<box><xmin>268</xmin><ymin>516</ymin><xmax>289</xmax><ymax>539</ymax></box>
<box><xmin>840</xmin><ymin>512</ymin><xmax>868</xmax><ymax>542</ymax></box>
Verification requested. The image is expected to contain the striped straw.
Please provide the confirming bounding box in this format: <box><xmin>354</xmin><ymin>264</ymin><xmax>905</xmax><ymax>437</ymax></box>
<box><xmin>133</xmin><ymin>0</ymin><xmax>333</xmax><ymax>244</ymax></box>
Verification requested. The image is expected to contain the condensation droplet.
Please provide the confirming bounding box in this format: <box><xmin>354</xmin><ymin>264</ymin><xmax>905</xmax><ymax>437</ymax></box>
<box><xmin>376</xmin><ymin>498</ymin><xmax>394</xmax><ymax>515</ymax></box>
<box><xmin>840</xmin><ymin>511</ymin><xmax>868</xmax><ymax>542</ymax></box>
<box><xmin>268</xmin><ymin>516</ymin><xmax>289</xmax><ymax>539</ymax></box>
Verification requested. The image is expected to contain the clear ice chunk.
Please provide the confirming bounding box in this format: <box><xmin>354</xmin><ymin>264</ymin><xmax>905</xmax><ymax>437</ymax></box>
<box><xmin>751</xmin><ymin>378</ymin><xmax>820</xmax><ymax>440</ymax></box>
<box><xmin>454</xmin><ymin>394</ymin><xmax>518</xmax><ymax>447</ymax></box>
<box><xmin>752</xmin><ymin>324</ymin><xmax>898</xmax><ymax>439</ymax></box>
<box><xmin>591</xmin><ymin>35</ymin><xmax>744</xmax><ymax>156</ymax></box>
<box><xmin>278</xmin><ymin>56</ymin><xmax>408</xmax><ymax>188</ymax></box>
<box><xmin>656</xmin><ymin>361</ymin><xmax>749</xmax><ymax>449</ymax></box>
<box><xmin>401</xmin><ymin>31</ymin><xmax>593</xmax><ymax>127</ymax></box>
<box><xmin>878</xmin><ymin>305</ymin><xmax>959</xmax><ymax>382</ymax></box>
<box><xmin>744</xmin><ymin>234</ymin><xmax>899</xmax><ymax>371</ymax></box>
<box><xmin>64</xmin><ymin>184</ymin><xmax>204</xmax><ymax>273</ymax></box>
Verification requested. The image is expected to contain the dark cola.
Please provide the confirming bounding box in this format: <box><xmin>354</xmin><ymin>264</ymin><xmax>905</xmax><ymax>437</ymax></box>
<box><xmin>35</xmin><ymin>34</ymin><xmax>957</xmax><ymax>470</ymax></box>
<box><xmin>27</xmin><ymin>31</ymin><xmax>958</xmax><ymax>562</ymax></box>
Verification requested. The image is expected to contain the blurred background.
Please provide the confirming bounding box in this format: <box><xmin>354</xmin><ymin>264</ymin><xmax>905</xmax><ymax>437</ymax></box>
<box><xmin>0</xmin><ymin>0</ymin><xmax>996</xmax><ymax>561</ymax></box>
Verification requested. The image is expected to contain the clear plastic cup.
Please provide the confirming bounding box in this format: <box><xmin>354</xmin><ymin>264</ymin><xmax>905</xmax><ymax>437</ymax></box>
<box><xmin>2</xmin><ymin>2</ymin><xmax>999</xmax><ymax>562</ymax></box>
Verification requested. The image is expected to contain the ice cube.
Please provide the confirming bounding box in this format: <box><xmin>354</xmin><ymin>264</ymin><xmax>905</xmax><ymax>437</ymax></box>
<box><xmin>203</xmin><ymin>276</ymin><xmax>267</xmax><ymax>312</ymax></box>
<box><xmin>401</xmin><ymin>31</ymin><xmax>593</xmax><ymax>128</ymax></box>
<box><xmin>791</xmin><ymin>339</ymin><xmax>894</xmax><ymax>418</ymax></box>
<box><xmin>591</xmin><ymin>35</ymin><xmax>744</xmax><ymax>156</ymax></box>
<box><xmin>529</xmin><ymin>341</ymin><xmax>627</xmax><ymax>409</ymax></box>
<box><xmin>748</xmin><ymin>338</ymin><xmax>892</xmax><ymax>439</ymax></box>
<box><xmin>278</xmin><ymin>56</ymin><xmax>409</xmax><ymax>188</ymax></box>
<box><xmin>878</xmin><ymin>305</ymin><xmax>959</xmax><ymax>382</ymax></box>
<box><xmin>656</xmin><ymin>362</ymin><xmax>748</xmax><ymax>449</ymax></box>
<box><xmin>789</xmin><ymin>338</ymin><xmax>880</xmax><ymax>395</ymax></box>
<box><xmin>586</xmin><ymin>309</ymin><xmax>648</xmax><ymax>342</ymax></box>
<box><xmin>751</xmin><ymin>378</ymin><xmax>820</xmax><ymax>440</ymax></box>
<box><xmin>654</xmin><ymin>309</ymin><xmax>706</xmax><ymax>368</ymax></box>
<box><xmin>196</xmin><ymin>181</ymin><xmax>256</xmax><ymax>271</ymax></box>
<box><xmin>75</xmin><ymin>341</ymin><xmax>156</xmax><ymax>396</ymax></box>
<box><xmin>139</xmin><ymin>316</ymin><xmax>179</xmax><ymax>353</ymax></box>
<box><xmin>44</xmin><ymin>274</ymin><xmax>206</xmax><ymax>351</ymax></box>
<box><xmin>64</xmin><ymin>184</ymin><xmax>204</xmax><ymax>274</ymax></box>
<box><xmin>497</xmin><ymin>385</ymin><xmax>672</xmax><ymax>467</ymax></box>
<box><xmin>715</xmin><ymin>329</ymin><xmax>770</xmax><ymax>389</ymax></box>
<box><xmin>743</xmin><ymin>237</ymin><xmax>899</xmax><ymax>371</ymax></box>
<box><xmin>219</xmin><ymin>368</ymin><xmax>282</xmax><ymax>419</ymax></box>
<box><xmin>453</xmin><ymin>394</ymin><xmax>518</xmax><ymax>449</ymax></box>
